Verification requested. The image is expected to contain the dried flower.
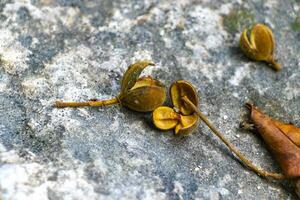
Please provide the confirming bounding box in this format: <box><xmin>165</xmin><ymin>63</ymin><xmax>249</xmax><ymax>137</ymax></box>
<box><xmin>240</xmin><ymin>23</ymin><xmax>281</xmax><ymax>71</ymax></box>
<box><xmin>55</xmin><ymin>61</ymin><xmax>166</xmax><ymax>112</ymax></box>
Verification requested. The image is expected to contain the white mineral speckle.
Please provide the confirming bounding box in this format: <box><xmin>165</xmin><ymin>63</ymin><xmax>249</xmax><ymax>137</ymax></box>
<box><xmin>0</xmin><ymin>29</ymin><xmax>31</xmax><ymax>75</ymax></box>
<box><xmin>21</xmin><ymin>77</ymin><xmax>50</xmax><ymax>100</ymax></box>
<box><xmin>229</xmin><ymin>64</ymin><xmax>251</xmax><ymax>86</ymax></box>
<box><xmin>173</xmin><ymin>181</ymin><xmax>184</xmax><ymax>199</ymax></box>
<box><xmin>284</xmin><ymin>74</ymin><xmax>300</xmax><ymax>100</ymax></box>
<box><xmin>0</xmin><ymin>73</ymin><xmax>9</xmax><ymax>92</ymax></box>
<box><xmin>178</xmin><ymin>5</ymin><xmax>229</xmax><ymax>81</ymax></box>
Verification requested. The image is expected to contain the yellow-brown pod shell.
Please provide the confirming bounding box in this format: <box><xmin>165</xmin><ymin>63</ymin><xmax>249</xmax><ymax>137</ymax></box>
<box><xmin>175</xmin><ymin>114</ymin><xmax>198</xmax><ymax>136</ymax></box>
<box><xmin>120</xmin><ymin>77</ymin><xmax>166</xmax><ymax>112</ymax></box>
<box><xmin>170</xmin><ymin>80</ymin><xmax>199</xmax><ymax>116</ymax></box>
<box><xmin>152</xmin><ymin>106</ymin><xmax>180</xmax><ymax>130</ymax></box>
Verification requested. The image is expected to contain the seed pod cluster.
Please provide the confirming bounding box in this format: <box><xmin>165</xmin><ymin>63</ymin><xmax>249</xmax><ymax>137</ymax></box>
<box><xmin>152</xmin><ymin>80</ymin><xmax>199</xmax><ymax>136</ymax></box>
<box><xmin>240</xmin><ymin>23</ymin><xmax>281</xmax><ymax>71</ymax></box>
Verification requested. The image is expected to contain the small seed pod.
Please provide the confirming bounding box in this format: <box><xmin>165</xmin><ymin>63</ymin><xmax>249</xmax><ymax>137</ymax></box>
<box><xmin>170</xmin><ymin>80</ymin><xmax>198</xmax><ymax>115</ymax></box>
<box><xmin>119</xmin><ymin>76</ymin><xmax>166</xmax><ymax>112</ymax></box>
<box><xmin>55</xmin><ymin>60</ymin><xmax>166</xmax><ymax>112</ymax></box>
<box><xmin>240</xmin><ymin>23</ymin><xmax>281</xmax><ymax>71</ymax></box>
<box><xmin>152</xmin><ymin>80</ymin><xmax>199</xmax><ymax>136</ymax></box>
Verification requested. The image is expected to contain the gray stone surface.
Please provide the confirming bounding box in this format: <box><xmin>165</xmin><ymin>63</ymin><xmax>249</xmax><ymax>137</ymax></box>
<box><xmin>0</xmin><ymin>0</ymin><xmax>299</xmax><ymax>199</ymax></box>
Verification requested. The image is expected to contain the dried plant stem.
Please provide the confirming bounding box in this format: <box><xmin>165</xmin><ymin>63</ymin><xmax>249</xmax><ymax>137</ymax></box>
<box><xmin>55</xmin><ymin>97</ymin><xmax>119</xmax><ymax>108</ymax></box>
<box><xmin>267</xmin><ymin>56</ymin><xmax>281</xmax><ymax>71</ymax></box>
<box><xmin>182</xmin><ymin>96</ymin><xmax>285</xmax><ymax>180</ymax></box>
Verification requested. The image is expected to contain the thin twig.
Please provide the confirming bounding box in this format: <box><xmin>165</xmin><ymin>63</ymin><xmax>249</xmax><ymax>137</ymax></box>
<box><xmin>55</xmin><ymin>97</ymin><xmax>119</xmax><ymax>108</ymax></box>
<box><xmin>182</xmin><ymin>96</ymin><xmax>285</xmax><ymax>180</ymax></box>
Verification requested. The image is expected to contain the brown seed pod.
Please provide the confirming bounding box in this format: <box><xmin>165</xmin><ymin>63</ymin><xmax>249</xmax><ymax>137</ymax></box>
<box><xmin>240</xmin><ymin>23</ymin><xmax>281</xmax><ymax>71</ymax></box>
<box><xmin>246</xmin><ymin>104</ymin><xmax>300</xmax><ymax>198</ymax></box>
<box><xmin>153</xmin><ymin>80</ymin><xmax>199</xmax><ymax>136</ymax></box>
<box><xmin>170</xmin><ymin>80</ymin><xmax>199</xmax><ymax>115</ymax></box>
<box><xmin>247</xmin><ymin>103</ymin><xmax>300</xmax><ymax>178</ymax></box>
<box><xmin>55</xmin><ymin>61</ymin><xmax>166</xmax><ymax>112</ymax></box>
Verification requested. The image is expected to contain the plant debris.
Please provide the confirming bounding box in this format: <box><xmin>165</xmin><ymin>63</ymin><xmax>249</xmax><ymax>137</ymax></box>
<box><xmin>55</xmin><ymin>61</ymin><xmax>166</xmax><ymax>112</ymax></box>
<box><xmin>240</xmin><ymin>24</ymin><xmax>281</xmax><ymax>71</ymax></box>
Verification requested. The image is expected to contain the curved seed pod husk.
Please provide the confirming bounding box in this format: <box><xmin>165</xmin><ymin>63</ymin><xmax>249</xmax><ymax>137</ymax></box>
<box><xmin>152</xmin><ymin>106</ymin><xmax>180</xmax><ymax>130</ymax></box>
<box><xmin>152</xmin><ymin>80</ymin><xmax>199</xmax><ymax>135</ymax></box>
<box><xmin>170</xmin><ymin>80</ymin><xmax>199</xmax><ymax>115</ymax></box>
<box><xmin>240</xmin><ymin>24</ymin><xmax>281</xmax><ymax>71</ymax></box>
<box><xmin>247</xmin><ymin>104</ymin><xmax>300</xmax><ymax>178</ymax></box>
<box><xmin>175</xmin><ymin>114</ymin><xmax>198</xmax><ymax>136</ymax></box>
<box><xmin>120</xmin><ymin>60</ymin><xmax>155</xmax><ymax>94</ymax></box>
<box><xmin>119</xmin><ymin>77</ymin><xmax>166</xmax><ymax>112</ymax></box>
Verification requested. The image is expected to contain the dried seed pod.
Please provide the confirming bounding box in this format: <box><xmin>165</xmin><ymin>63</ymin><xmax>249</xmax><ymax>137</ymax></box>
<box><xmin>247</xmin><ymin>104</ymin><xmax>300</xmax><ymax>178</ymax></box>
<box><xmin>272</xmin><ymin>119</ymin><xmax>300</xmax><ymax>147</ymax></box>
<box><xmin>55</xmin><ymin>61</ymin><xmax>166</xmax><ymax>112</ymax></box>
<box><xmin>152</xmin><ymin>106</ymin><xmax>180</xmax><ymax>130</ymax></box>
<box><xmin>240</xmin><ymin>23</ymin><xmax>281</xmax><ymax>71</ymax></box>
<box><xmin>120</xmin><ymin>61</ymin><xmax>155</xmax><ymax>95</ymax></box>
<box><xmin>175</xmin><ymin>114</ymin><xmax>198</xmax><ymax>136</ymax></box>
<box><xmin>170</xmin><ymin>80</ymin><xmax>199</xmax><ymax>115</ymax></box>
<box><xmin>152</xmin><ymin>80</ymin><xmax>199</xmax><ymax>136</ymax></box>
<box><xmin>246</xmin><ymin>104</ymin><xmax>300</xmax><ymax>198</ymax></box>
<box><xmin>119</xmin><ymin>77</ymin><xmax>166</xmax><ymax>112</ymax></box>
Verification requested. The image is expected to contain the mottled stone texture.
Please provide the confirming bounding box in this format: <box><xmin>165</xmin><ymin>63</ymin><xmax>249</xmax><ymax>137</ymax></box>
<box><xmin>0</xmin><ymin>0</ymin><xmax>299</xmax><ymax>199</ymax></box>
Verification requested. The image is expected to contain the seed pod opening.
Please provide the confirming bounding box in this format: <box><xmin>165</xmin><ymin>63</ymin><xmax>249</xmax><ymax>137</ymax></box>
<box><xmin>118</xmin><ymin>61</ymin><xmax>167</xmax><ymax>112</ymax></box>
<box><xmin>120</xmin><ymin>60</ymin><xmax>155</xmax><ymax>94</ymax></box>
<box><xmin>170</xmin><ymin>80</ymin><xmax>199</xmax><ymax>116</ymax></box>
<box><xmin>240</xmin><ymin>24</ymin><xmax>281</xmax><ymax>71</ymax></box>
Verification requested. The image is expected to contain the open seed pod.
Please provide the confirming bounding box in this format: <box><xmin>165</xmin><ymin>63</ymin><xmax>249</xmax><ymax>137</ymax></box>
<box><xmin>119</xmin><ymin>76</ymin><xmax>166</xmax><ymax>112</ymax></box>
<box><xmin>118</xmin><ymin>61</ymin><xmax>166</xmax><ymax>112</ymax></box>
<box><xmin>55</xmin><ymin>60</ymin><xmax>166</xmax><ymax>112</ymax></box>
<box><xmin>152</xmin><ymin>80</ymin><xmax>199</xmax><ymax>136</ymax></box>
<box><xmin>170</xmin><ymin>80</ymin><xmax>199</xmax><ymax>115</ymax></box>
<box><xmin>240</xmin><ymin>23</ymin><xmax>281</xmax><ymax>71</ymax></box>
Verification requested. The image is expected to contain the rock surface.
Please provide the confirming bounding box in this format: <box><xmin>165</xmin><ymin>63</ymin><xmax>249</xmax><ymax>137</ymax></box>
<box><xmin>0</xmin><ymin>0</ymin><xmax>299</xmax><ymax>199</ymax></box>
